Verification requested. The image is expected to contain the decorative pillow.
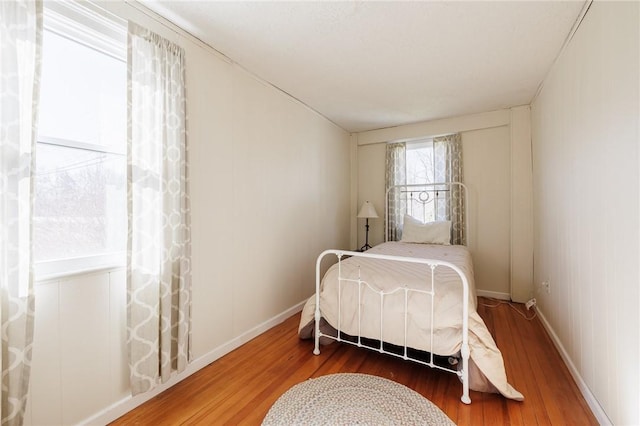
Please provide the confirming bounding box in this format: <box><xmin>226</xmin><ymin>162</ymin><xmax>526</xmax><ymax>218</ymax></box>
<box><xmin>401</xmin><ymin>215</ymin><xmax>451</xmax><ymax>245</ymax></box>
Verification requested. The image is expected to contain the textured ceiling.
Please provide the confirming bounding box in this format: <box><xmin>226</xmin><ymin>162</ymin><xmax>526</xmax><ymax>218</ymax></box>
<box><xmin>141</xmin><ymin>1</ymin><xmax>585</xmax><ymax>133</ymax></box>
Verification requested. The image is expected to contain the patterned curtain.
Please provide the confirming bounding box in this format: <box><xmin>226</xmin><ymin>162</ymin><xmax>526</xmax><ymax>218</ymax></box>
<box><xmin>0</xmin><ymin>1</ymin><xmax>42</xmax><ymax>424</ymax></box>
<box><xmin>433</xmin><ymin>133</ymin><xmax>465</xmax><ymax>245</ymax></box>
<box><xmin>385</xmin><ymin>142</ymin><xmax>406</xmax><ymax>241</ymax></box>
<box><xmin>127</xmin><ymin>23</ymin><xmax>191</xmax><ymax>395</ymax></box>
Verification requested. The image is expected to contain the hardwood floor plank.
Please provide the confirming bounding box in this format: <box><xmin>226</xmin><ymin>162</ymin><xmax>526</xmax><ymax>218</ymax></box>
<box><xmin>441</xmin><ymin>372</ymin><xmax>460</xmax><ymax>423</ymax></box>
<box><xmin>491</xmin><ymin>301</ymin><xmax>539</xmax><ymax>425</ymax></box>
<box><xmin>468</xmin><ymin>390</ymin><xmax>485</xmax><ymax>426</ymax></box>
<box><xmin>110</xmin><ymin>298</ymin><xmax>598</xmax><ymax>425</ymax></box>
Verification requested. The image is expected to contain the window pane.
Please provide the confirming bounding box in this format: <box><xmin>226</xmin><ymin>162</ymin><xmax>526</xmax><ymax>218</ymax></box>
<box><xmin>36</xmin><ymin>18</ymin><xmax>126</xmax><ymax>271</ymax></box>
<box><xmin>406</xmin><ymin>142</ymin><xmax>436</xmax><ymax>222</ymax></box>
<box><xmin>406</xmin><ymin>144</ymin><xmax>434</xmax><ymax>185</ymax></box>
<box><xmin>39</xmin><ymin>29</ymin><xmax>126</xmax><ymax>153</ymax></box>
<box><xmin>34</xmin><ymin>143</ymin><xmax>126</xmax><ymax>262</ymax></box>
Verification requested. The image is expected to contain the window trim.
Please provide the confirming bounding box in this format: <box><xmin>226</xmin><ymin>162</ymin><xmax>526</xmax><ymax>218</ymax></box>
<box><xmin>44</xmin><ymin>1</ymin><xmax>126</xmax><ymax>62</ymax></box>
<box><xmin>405</xmin><ymin>138</ymin><xmax>433</xmax><ymax>151</ymax></box>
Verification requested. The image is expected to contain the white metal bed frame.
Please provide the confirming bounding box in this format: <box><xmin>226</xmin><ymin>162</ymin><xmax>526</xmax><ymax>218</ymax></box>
<box><xmin>385</xmin><ymin>181</ymin><xmax>468</xmax><ymax>243</ymax></box>
<box><xmin>312</xmin><ymin>182</ymin><xmax>472</xmax><ymax>404</ymax></box>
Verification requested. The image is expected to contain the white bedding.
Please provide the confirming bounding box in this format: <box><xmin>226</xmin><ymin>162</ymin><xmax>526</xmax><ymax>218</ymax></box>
<box><xmin>298</xmin><ymin>241</ymin><xmax>523</xmax><ymax>401</ymax></box>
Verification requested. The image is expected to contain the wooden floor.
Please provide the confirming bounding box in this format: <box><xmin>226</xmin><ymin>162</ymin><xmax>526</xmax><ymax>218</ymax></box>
<box><xmin>111</xmin><ymin>298</ymin><xmax>597</xmax><ymax>425</ymax></box>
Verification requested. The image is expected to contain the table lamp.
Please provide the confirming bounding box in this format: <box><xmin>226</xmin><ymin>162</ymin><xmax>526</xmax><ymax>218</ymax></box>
<box><xmin>357</xmin><ymin>201</ymin><xmax>378</xmax><ymax>251</ymax></box>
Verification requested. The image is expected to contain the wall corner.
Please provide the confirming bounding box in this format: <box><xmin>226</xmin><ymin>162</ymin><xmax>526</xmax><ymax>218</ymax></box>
<box><xmin>349</xmin><ymin>133</ymin><xmax>359</xmax><ymax>250</ymax></box>
<box><xmin>509</xmin><ymin>105</ymin><xmax>534</xmax><ymax>303</ymax></box>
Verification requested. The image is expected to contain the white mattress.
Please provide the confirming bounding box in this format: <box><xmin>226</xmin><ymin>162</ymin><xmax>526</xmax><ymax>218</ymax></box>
<box><xmin>299</xmin><ymin>241</ymin><xmax>523</xmax><ymax>400</ymax></box>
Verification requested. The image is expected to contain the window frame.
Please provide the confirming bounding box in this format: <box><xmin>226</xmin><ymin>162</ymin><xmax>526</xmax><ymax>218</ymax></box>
<box><xmin>35</xmin><ymin>3</ymin><xmax>127</xmax><ymax>281</ymax></box>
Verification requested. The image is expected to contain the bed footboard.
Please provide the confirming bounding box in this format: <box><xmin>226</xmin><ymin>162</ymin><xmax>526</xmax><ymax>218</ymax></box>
<box><xmin>313</xmin><ymin>249</ymin><xmax>472</xmax><ymax>405</ymax></box>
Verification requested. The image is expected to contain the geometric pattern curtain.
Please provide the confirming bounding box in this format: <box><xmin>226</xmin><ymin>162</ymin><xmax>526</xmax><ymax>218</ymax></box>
<box><xmin>0</xmin><ymin>1</ymin><xmax>42</xmax><ymax>424</ymax></box>
<box><xmin>434</xmin><ymin>133</ymin><xmax>465</xmax><ymax>245</ymax></box>
<box><xmin>385</xmin><ymin>142</ymin><xmax>406</xmax><ymax>242</ymax></box>
<box><xmin>127</xmin><ymin>22</ymin><xmax>191</xmax><ymax>396</ymax></box>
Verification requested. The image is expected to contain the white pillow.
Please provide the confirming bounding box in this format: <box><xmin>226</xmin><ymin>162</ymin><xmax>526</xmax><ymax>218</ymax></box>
<box><xmin>401</xmin><ymin>215</ymin><xmax>451</xmax><ymax>245</ymax></box>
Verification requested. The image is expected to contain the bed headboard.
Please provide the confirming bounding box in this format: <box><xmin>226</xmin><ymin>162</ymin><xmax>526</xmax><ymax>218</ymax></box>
<box><xmin>385</xmin><ymin>182</ymin><xmax>468</xmax><ymax>245</ymax></box>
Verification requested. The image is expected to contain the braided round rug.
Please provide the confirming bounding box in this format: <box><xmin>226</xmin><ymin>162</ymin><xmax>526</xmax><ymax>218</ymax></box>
<box><xmin>262</xmin><ymin>373</ymin><xmax>456</xmax><ymax>425</ymax></box>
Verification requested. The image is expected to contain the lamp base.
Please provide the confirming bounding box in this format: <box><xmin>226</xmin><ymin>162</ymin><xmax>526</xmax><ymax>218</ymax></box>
<box><xmin>360</xmin><ymin>218</ymin><xmax>373</xmax><ymax>252</ymax></box>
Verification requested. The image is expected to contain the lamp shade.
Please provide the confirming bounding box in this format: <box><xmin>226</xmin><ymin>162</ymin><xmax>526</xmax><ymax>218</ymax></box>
<box><xmin>357</xmin><ymin>201</ymin><xmax>379</xmax><ymax>219</ymax></box>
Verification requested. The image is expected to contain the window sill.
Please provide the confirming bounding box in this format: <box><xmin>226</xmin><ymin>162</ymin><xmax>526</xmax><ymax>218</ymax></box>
<box><xmin>35</xmin><ymin>253</ymin><xmax>125</xmax><ymax>283</ymax></box>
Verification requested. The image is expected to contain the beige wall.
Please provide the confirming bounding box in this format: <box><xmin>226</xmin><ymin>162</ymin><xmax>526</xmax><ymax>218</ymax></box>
<box><xmin>25</xmin><ymin>2</ymin><xmax>351</xmax><ymax>424</ymax></box>
<box><xmin>462</xmin><ymin>126</ymin><xmax>511</xmax><ymax>296</ymax></box>
<box><xmin>354</xmin><ymin>110</ymin><xmax>531</xmax><ymax>298</ymax></box>
<box><xmin>356</xmin><ymin>143</ymin><xmax>386</xmax><ymax>249</ymax></box>
<box><xmin>531</xmin><ymin>2</ymin><xmax>639</xmax><ymax>424</ymax></box>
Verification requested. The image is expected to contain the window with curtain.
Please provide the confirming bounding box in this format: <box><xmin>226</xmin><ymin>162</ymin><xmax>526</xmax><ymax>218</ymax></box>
<box><xmin>35</xmin><ymin>3</ymin><xmax>127</xmax><ymax>278</ymax></box>
<box><xmin>385</xmin><ymin>133</ymin><xmax>465</xmax><ymax>245</ymax></box>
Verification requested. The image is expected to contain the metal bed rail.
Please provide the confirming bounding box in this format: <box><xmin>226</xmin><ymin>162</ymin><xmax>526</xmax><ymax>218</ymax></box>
<box><xmin>313</xmin><ymin>249</ymin><xmax>472</xmax><ymax>404</ymax></box>
<box><xmin>385</xmin><ymin>182</ymin><xmax>468</xmax><ymax>243</ymax></box>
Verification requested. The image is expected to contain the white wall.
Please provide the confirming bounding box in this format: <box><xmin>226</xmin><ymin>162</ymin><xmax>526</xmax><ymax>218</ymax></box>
<box><xmin>28</xmin><ymin>270</ymin><xmax>129</xmax><ymax>425</ymax></box>
<box><xmin>354</xmin><ymin>110</ymin><xmax>533</xmax><ymax>299</ymax></box>
<box><xmin>25</xmin><ymin>2</ymin><xmax>351</xmax><ymax>424</ymax></box>
<box><xmin>531</xmin><ymin>1</ymin><xmax>639</xmax><ymax>424</ymax></box>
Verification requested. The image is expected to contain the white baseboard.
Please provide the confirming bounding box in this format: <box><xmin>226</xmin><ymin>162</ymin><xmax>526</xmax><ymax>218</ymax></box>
<box><xmin>536</xmin><ymin>308</ymin><xmax>612</xmax><ymax>426</ymax></box>
<box><xmin>476</xmin><ymin>289</ymin><xmax>511</xmax><ymax>300</ymax></box>
<box><xmin>82</xmin><ymin>300</ymin><xmax>307</xmax><ymax>425</ymax></box>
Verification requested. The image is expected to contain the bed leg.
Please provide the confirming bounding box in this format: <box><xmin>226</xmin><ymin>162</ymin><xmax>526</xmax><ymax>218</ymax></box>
<box><xmin>313</xmin><ymin>318</ymin><xmax>320</xmax><ymax>355</ymax></box>
<box><xmin>314</xmin><ymin>301</ymin><xmax>321</xmax><ymax>356</ymax></box>
<box><xmin>314</xmin><ymin>254</ymin><xmax>324</xmax><ymax>356</ymax></box>
<box><xmin>313</xmin><ymin>320</ymin><xmax>321</xmax><ymax>355</ymax></box>
<box><xmin>460</xmin><ymin>344</ymin><xmax>471</xmax><ymax>404</ymax></box>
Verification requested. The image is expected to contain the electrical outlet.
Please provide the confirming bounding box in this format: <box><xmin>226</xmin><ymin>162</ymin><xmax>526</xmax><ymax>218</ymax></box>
<box><xmin>541</xmin><ymin>280</ymin><xmax>551</xmax><ymax>294</ymax></box>
<box><xmin>525</xmin><ymin>298</ymin><xmax>536</xmax><ymax>310</ymax></box>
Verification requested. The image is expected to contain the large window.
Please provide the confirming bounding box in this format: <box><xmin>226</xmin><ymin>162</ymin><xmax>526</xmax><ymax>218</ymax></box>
<box><xmin>387</xmin><ymin>134</ymin><xmax>464</xmax><ymax>244</ymax></box>
<box><xmin>35</xmin><ymin>4</ymin><xmax>126</xmax><ymax>277</ymax></box>
<box><xmin>405</xmin><ymin>139</ymin><xmax>439</xmax><ymax>223</ymax></box>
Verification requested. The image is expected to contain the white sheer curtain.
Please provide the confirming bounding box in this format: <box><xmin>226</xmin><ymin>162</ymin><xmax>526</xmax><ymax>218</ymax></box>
<box><xmin>385</xmin><ymin>142</ymin><xmax>406</xmax><ymax>241</ymax></box>
<box><xmin>127</xmin><ymin>22</ymin><xmax>191</xmax><ymax>395</ymax></box>
<box><xmin>0</xmin><ymin>1</ymin><xmax>42</xmax><ymax>424</ymax></box>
